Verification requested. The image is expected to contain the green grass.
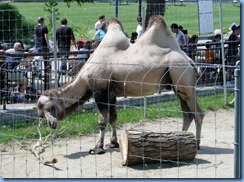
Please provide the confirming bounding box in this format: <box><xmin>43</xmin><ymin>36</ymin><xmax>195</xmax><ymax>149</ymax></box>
<box><xmin>0</xmin><ymin>92</ymin><xmax>234</xmax><ymax>144</ymax></box>
<box><xmin>7</xmin><ymin>2</ymin><xmax>240</xmax><ymax>39</ymax></box>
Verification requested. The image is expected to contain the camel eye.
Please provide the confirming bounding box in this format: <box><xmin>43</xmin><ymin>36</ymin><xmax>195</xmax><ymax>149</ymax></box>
<box><xmin>37</xmin><ymin>102</ymin><xmax>43</xmax><ymax>109</ymax></box>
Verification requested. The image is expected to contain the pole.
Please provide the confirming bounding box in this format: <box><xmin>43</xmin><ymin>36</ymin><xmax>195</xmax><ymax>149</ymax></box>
<box><xmin>197</xmin><ymin>1</ymin><xmax>201</xmax><ymax>37</ymax></box>
<box><xmin>219</xmin><ymin>3</ymin><xmax>227</xmax><ymax>104</ymax></box>
<box><xmin>52</xmin><ymin>8</ymin><xmax>58</xmax><ymax>89</ymax></box>
<box><xmin>234</xmin><ymin>61</ymin><xmax>240</xmax><ymax>178</ymax></box>
<box><xmin>138</xmin><ymin>0</ymin><xmax>142</xmax><ymax>17</ymax></box>
<box><xmin>115</xmin><ymin>0</ymin><xmax>119</xmax><ymax>18</ymax></box>
<box><xmin>141</xmin><ymin>5</ymin><xmax>145</xmax><ymax>32</ymax></box>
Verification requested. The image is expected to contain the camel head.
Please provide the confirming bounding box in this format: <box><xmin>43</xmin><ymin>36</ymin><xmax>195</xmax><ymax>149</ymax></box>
<box><xmin>36</xmin><ymin>91</ymin><xmax>65</xmax><ymax>129</ymax></box>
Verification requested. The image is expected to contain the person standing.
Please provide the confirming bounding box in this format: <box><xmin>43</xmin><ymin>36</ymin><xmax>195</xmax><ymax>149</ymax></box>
<box><xmin>56</xmin><ymin>18</ymin><xmax>77</xmax><ymax>73</ymax></box>
<box><xmin>136</xmin><ymin>16</ymin><xmax>143</xmax><ymax>39</ymax></box>
<box><xmin>179</xmin><ymin>25</ymin><xmax>189</xmax><ymax>45</ymax></box>
<box><xmin>171</xmin><ymin>23</ymin><xmax>186</xmax><ymax>47</ymax></box>
<box><xmin>93</xmin><ymin>23</ymin><xmax>107</xmax><ymax>42</ymax></box>
<box><xmin>34</xmin><ymin>16</ymin><xmax>50</xmax><ymax>54</ymax></box>
<box><xmin>226</xmin><ymin>24</ymin><xmax>240</xmax><ymax>82</ymax></box>
<box><xmin>34</xmin><ymin>16</ymin><xmax>50</xmax><ymax>90</ymax></box>
<box><xmin>186</xmin><ymin>34</ymin><xmax>199</xmax><ymax>61</ymax></box>
<box><xmin>204</xmin><ymin>41</ymin><xmax>215</xmax><ymax>82</ymax></box>
<box><xmin>212</xmin><ymin>34</ymin><xmax>222</xmax><ymax>63</ymax></box>
<box><xmin>212</xmin><ymin>34</ymin><xmax>223</xmax><ymax>84</ymax></box>
<box><xmin>95</xmin><ymin>14</ymin><xmax>105</xmax><ymax>31</ymax></box>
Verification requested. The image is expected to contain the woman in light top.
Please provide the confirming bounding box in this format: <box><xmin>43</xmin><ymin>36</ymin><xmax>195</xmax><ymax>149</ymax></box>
<box><xmin>171</xmin><ymin>23</ymin><xmax>186</xmax><ymax>47</ymax></box>
<box><xmin>93</xmin><ymin>23</ymin><xmax>107</xmax><ymax>42</ymax></box>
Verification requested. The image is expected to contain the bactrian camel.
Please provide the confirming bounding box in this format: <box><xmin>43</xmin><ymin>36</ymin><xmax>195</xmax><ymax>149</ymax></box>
<box><xmin>36</xmin><ymin>15</ymin><xmax>205</xmax><ymax>154</ymax></box>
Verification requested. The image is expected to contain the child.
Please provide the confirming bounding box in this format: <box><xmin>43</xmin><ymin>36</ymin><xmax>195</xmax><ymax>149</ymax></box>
<box><xmin>204</xmin><ymin>41</ymin><xmax>215</xmax><ymax>81</ymax></box>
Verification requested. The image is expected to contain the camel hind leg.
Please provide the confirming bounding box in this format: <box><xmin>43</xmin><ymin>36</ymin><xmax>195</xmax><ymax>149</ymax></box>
<box><xmin>178</xmin><ymin>96</ymin><xmax>194</xmax><ymax>131</ymax></box>
<box><xmin>176</xmin><ymin>89</ymin><xmax>205</xmax><ymax>149</ymax></box>
<box><xmin>186</xmin><ymin>96</ymin><xmax>205</xmax><ymax>149</ymax></box>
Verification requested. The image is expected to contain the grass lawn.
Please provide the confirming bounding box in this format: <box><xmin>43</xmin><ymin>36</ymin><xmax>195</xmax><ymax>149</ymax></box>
<box><xmin>8</xmin><ymin>2</ymin><xmax>240</xmax><ymax>39</ymax></box>
<box><xmin>0</xmin><ymin>92</ymin><xmax>234</xmax><ymax>144</ymax></box>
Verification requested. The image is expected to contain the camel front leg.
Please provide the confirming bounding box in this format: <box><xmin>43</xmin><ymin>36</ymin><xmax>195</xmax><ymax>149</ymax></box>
<box><xmin>89</xmin><ymin>110</ymin><xmax>108</xmax><ymax>155</ymax></box>
<box><xmin>90</xmin><ymin>89</ymin><xmax>118</xmax><ymax>154</ymax></box>
<box><xmin>105</xmin><ymin>102</ymin><xmax>119</xmax><ymax>149</ymax></box>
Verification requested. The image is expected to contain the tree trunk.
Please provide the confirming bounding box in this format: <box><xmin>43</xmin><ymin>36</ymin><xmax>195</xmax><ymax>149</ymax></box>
<box><xmin>145</xmin><ymin>0</ymin><xmax>166</xmax><ymax>28</ymax></box>
<box><xmin>119</xmin><ymin>130</ymin><xmax>197</xmax><ymax>166</ymax></box>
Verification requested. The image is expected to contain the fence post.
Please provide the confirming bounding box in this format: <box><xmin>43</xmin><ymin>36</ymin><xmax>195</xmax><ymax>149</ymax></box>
<box><xmin>219</xmin><ymin>3</ymin><xmax>227</xmax><ymax>105</ymax></box>
<box><xmin>52</xmin><ymin>8</ymin><xmax>58</xmax><ymax>89</ymax></box>
<box><xmin>144</xmin><ymin>96</ymin><xmax>147</xmax><ymax>118</ymax></box>
<box><xmin>234</xmin><ymin>61</ymin><xmax>240</xmax><ymax>178</ymax></box>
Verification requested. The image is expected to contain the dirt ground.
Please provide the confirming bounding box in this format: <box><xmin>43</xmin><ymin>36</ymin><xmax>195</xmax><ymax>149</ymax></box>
<box><xmin>1</xmin><ymin>109</ymin><xmax>235</xmax><ymax>178</ymax></box>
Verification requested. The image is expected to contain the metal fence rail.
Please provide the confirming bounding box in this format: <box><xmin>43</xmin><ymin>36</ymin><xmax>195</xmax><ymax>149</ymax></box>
<box><xmin>0</xmin><ymin>41</ymin><xmax>239</xmax><ymax>108</ymax></box>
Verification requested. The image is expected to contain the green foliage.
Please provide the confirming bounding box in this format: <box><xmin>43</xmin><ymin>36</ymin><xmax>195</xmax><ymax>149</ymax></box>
<box><xmin>43</xmin><ymin>0</ymin><xmax>60</xmax><ymax>34</ymax></box>
<box><xmin>0</xmin><ymin>3</ymin><xmax>34</xmax><ymax>43</ymax></box>
<box><xmin>64</xmin><ymin>0</ymin><xmax>93</xmax><ymax>7</ymax></box>
<box><xmin>72</xmin><ymin>22</ymin><xmax>95</xmax><ymax>40</ymax></box>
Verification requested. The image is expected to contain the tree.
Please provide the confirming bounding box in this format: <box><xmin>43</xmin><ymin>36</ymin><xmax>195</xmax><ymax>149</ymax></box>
<box><xmin>63</xmin><ymin>0</ymin><xmax>92</xmax><ymax>7</ymax></box>
<box><xmin>0</xmin><ymin>3</ymin><xmax>34</xmax><ymax>44</ymax></box>
<box><xmin>44</xmin><ymin>0</ymin><xmax>60</xmax><ymax>34</ymax></box>
<box><xmin>145</xmin><ymin>0</ymin><xmax>166</xmax><ymax>28</ymax></box>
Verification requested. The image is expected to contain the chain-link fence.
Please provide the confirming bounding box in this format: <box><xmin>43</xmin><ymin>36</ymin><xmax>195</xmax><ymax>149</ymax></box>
<box><xmin>0</xmin><ymin>1</ymin><xmax>240</xmax><ymax>178</ymax></box>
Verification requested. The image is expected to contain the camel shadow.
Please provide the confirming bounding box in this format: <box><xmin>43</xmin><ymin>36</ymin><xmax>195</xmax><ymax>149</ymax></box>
<box><xmin>64</xmin><ymin>151</ymin><xmax>90</xmax><ymax>159</ymax></box>
<box><xmin>127</xmin><ymin>158</ymin><xmax>210</xmax><ymax>170</ymax></box>
<box><xmin>64</xmin><ymin>148</ymin><xmax>120</xmax><ymax>159</ymax></box>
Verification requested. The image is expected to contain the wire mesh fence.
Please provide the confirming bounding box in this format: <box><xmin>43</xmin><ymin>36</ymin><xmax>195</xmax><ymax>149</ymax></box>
<box><xmin>0</xmin><ymin>1</ymin><xmax>240</xmax><ymax>178</ymax></box>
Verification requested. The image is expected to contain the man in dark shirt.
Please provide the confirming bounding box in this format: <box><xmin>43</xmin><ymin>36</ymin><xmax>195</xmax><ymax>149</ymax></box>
<box><xmin>34</xmin><ymin>17</ymin><xmax>50</xmax><ymax>89</ymax></box>
<box><xmin>34</xmin><ymin>17</ymin><xmax>50</xmax><ymax>53</ymax></box>
<box><xmin>226</xmin><ymin>24</ymin><xmax>240</xmax><ymax>82</ymax></box>
<box><xmin>56</xmin><ymin>18</ymin><xmax>77</xmax><ymax>73</ymax></box>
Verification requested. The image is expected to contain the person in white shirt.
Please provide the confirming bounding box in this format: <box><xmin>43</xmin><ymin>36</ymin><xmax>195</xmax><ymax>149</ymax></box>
<box><xmin>5</xmin><ymin>42</ymin><xmax>28</xmax><ymax>101</ymax></box>
<box><xmin>171</xmin><ymin>23</ymin><xmax>186</xmax><ymax>47</ymax></box>
<box><xmin>95</xmin><ymin>14</ymin><xmax>105</xmax><ymax>31</ymax></box>
<box><xmin>136</xmin><ymin>16</ymin><xmax>143</xmax><ymax>38</ymax></box>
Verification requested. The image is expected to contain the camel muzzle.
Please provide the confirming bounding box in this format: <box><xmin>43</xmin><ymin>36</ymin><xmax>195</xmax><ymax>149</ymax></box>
<box><xmin>44</xmin><ymin>111</ymin><xmax>58</xmax><ymax>129</ymax></box>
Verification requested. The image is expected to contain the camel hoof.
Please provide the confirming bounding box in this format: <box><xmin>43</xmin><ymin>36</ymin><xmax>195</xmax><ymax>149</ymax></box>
<box><xmin>89</xmin><ymin>148</ymin><xmax>105</xmax><ymax>155</ymax></box>
<box><xmin>105</xmin><ymin>142</ymin><xmax>119</xmax><ymax>149</ymax></box>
